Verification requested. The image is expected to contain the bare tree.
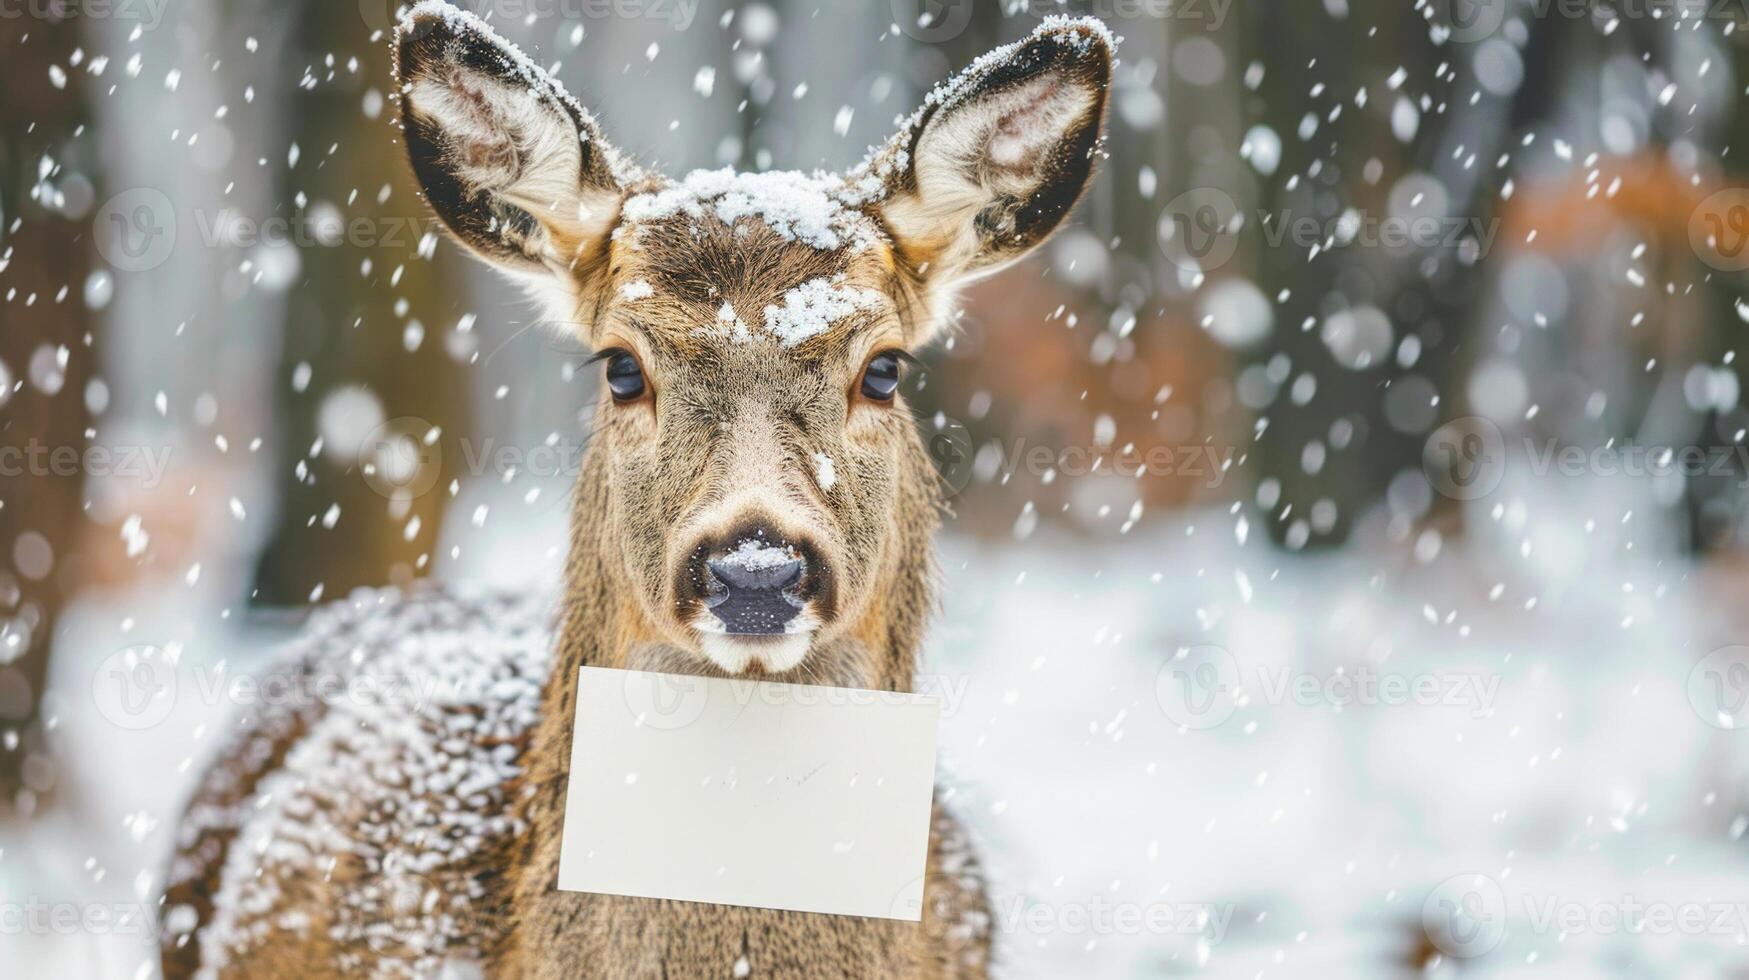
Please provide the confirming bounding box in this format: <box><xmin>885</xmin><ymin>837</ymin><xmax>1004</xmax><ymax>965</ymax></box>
<box><xmin>250</xmin><ymin>7</ymin><xmax>472</xmax><ymax>606</ymax></box>
<box><xmin>0</xmin><ymin>9</ymin><xmax>96</xmax><ymax>817</ymax></box>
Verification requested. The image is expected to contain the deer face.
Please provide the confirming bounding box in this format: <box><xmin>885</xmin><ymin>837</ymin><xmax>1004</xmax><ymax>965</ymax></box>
<box><xmin>395</xmin><ymin>3</ymin><xmax>1112</xmax><ymax>675</ymax></box>
<box><xmin>577</xmin><ymin>206</ymin><xmax>919</xmax><ymax>675</ymax></box>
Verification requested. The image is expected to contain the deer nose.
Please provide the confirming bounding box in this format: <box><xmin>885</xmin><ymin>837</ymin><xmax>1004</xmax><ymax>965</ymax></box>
<box><xmin>704</xmin><ymin>543</ymin><xmax>806</xmax><ymax>635</ymax></box>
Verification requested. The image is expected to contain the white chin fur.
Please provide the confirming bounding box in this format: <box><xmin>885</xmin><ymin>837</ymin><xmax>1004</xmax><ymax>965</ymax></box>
<box><xmin>698</xmin><ymin>632</ymin><xmax>812</xmax><ymax>674</ymax></box>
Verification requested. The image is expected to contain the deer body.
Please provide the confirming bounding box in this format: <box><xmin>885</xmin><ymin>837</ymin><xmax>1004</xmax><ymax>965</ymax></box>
<box><xmin>161</xmin><ymin>5</ymin><xmax>1110</xmax><ymax>977</ymax></box>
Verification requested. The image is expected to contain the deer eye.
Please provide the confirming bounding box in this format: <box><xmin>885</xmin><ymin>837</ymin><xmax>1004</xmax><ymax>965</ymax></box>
<box><xmin>860</xmin><ymin>351</ymin><xmax>902</xmax><ymax>402</ymax></box>
<box><xmin>604</xmin><ymin>351</ymin><xmax>646</xmax><ymax>401</ymax></box>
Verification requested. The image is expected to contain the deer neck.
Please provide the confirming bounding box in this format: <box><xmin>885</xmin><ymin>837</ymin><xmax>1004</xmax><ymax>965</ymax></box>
<box><xmin>519</xmin><ymin>441</ymin><xmax>940</xmax><ymax>827</ymax></box>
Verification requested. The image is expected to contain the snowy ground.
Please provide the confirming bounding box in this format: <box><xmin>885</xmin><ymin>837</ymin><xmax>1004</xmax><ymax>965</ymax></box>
<box><xmin>5</xmin><ymin>472</ymin><xmax>1749</xmax><ymax>978</ymax></box>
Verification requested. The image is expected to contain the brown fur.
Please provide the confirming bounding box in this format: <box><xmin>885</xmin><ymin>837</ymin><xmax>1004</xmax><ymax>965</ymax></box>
<box><xmin>161</xmin><ymin>6</ymin><xmax>1110</xmax><ymax>978</ymax></box>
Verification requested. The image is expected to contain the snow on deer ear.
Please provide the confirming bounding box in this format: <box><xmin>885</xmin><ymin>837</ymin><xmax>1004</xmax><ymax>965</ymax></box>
<box><xmin>865</xmin><ymin>17</ymin><xmax>1113</xmax><ymax>288</ymax></box>
<box><xmin>393</xmin><ymin>2</ymin><xmax>636</xmax><ymax>281</ymax></box>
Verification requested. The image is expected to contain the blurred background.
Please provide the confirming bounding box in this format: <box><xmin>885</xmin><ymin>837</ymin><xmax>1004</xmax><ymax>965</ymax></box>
<box><xmin>6</xmin><ymin>0</ymin><xmax>1749</xmax><ymax>975</ymax></box>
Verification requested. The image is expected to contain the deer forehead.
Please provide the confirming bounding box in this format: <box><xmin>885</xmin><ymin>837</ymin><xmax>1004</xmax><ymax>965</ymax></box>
<box><xmin>601</xmin><ymin>169</ymin><xmax>902</xmax><ymax>358</ymax></box>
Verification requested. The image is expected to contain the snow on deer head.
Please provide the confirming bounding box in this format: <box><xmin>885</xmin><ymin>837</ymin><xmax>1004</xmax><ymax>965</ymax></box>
<box><xmin>395</xmin><ymin>2</ymin><xmax>1112</xmax><ymax>677</ymax></box>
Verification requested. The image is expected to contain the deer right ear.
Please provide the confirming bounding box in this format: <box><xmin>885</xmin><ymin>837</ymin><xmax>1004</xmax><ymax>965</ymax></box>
<box><xmin>865</xmin><ymin>17</ymin><xmax>1113</xmax><ymax>297</ymax></box>
<box><xmin>394</xmin><ymin>2</ymin><xmax>635</xmax><ymax>280</ymax></box>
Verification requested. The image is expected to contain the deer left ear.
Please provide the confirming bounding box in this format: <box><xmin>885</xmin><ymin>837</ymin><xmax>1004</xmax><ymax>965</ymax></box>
<box><xmin>394</xmin><ymin>2</ymin><xmax>637</xmax><ymax>282</ymax></box>
<box><xmin>866</xmin><ymin>18</ymin><xmax>1114</xmax><ymax>289</ymax></box>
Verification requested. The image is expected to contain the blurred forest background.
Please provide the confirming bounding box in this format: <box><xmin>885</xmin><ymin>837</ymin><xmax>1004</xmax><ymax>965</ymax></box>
<box><xmin>6</xmin><ymin>0</ymin><xmax>1749</xmax><ymax>976</ymax></box>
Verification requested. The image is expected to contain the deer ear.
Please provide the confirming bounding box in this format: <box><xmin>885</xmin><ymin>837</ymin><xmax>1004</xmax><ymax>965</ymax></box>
<box><xmin>867</xmin><ymin>18</ymin><xmax>1113</xmax><ymax>289</ymax></box>
<box><xmin>394</xmin><ymin>3</ymin><xmax>635</xmax><ymax>279</ymax></box>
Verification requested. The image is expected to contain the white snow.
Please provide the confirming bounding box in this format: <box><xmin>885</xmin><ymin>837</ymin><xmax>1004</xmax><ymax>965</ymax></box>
<box><xmin>812</xmin><ymin>453</ymin><xmax>836</xmax><ymax>491</ymax></box>
<box><xmin>16</xmin><ymin>476</ymin><xmax>1749</xmax><ymax>979</ymax></box>
<box><xmin>697</xmin><ymin>301</ymin><xmax>752</xmax><ymax>344</ymax></box>
<box><xmin>619</xmin><ymin>279</ymin><xmax>653</xmax><ymax>301</ymax></box>
<box><xmin>177</xmin><ymin>588</ymin><xmax>555</xmax><ymax>976</ymax></box>
<box><xmin>716</xmin><ymin>540</ymin><xmax>797</xmax><ymax>572</ymax></box>
<box><xmin>760</xmin><ymin>277</ymin><xmax>883</xmax><ymax>348</ymax></box>
<box><xmin>621</xmin><ymin>168</ymin><xmax>878</xmax><ymax>252</ymax></box>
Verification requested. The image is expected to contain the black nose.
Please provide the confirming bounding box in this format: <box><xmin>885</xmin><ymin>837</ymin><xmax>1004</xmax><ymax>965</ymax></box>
<box><xmin>708</xmin><ymin>555</ymin><xmax>804</xmax><ymax>592</ymax></box>
<box><xmin>704</xmin><ymin>546</ymin><xmax>806</xmax><ymax>635</ymax></box>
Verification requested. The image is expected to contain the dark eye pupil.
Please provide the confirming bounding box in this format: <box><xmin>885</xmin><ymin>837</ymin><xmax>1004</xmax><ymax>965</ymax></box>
<box><xmin>861</xmin><ymin>352</ymin><xmax>901</xmax><ymax>401</ymax></box>
<box><xmin>606</xmin><ymin>352</ymin><xmax>645</xmax><ymax>400</ymax></box>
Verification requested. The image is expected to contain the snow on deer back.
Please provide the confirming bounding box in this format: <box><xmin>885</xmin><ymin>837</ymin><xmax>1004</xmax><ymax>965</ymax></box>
<box><xmin>160</xmin><ymin>589</ymin><xmax>553</xmax><ymax>977</ymax></box>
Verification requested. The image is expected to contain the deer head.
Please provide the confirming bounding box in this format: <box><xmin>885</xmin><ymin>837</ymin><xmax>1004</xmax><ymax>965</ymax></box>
<box><xmin>395</xmin><ymin>3</ymin><xmax>1112</xmax><ymax>681</ymax></box>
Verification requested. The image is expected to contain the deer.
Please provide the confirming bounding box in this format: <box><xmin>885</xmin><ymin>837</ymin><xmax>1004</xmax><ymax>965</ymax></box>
<box><xmin>158</xmin><ymin>3</ymin><xmax>1112</xmax><ymax>976</ymax></box>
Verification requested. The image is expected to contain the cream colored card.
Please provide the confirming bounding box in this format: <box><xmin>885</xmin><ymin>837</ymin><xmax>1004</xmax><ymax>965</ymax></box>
<box><xmin>557</xmin><ymin>666</ymin><xmax>941</xmax><ymax>920</ymax></box>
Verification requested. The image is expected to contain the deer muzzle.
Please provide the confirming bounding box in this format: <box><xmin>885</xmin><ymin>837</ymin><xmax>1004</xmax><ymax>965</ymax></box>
<box><xmin>703</xmin><ymin>542</ymin><xmax>807</xmax><ymax>635</ymax></box>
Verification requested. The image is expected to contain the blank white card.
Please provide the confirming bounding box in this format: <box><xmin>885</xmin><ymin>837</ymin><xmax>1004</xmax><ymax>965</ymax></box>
<box><xmin>557</xmin><ymin>666</ymin><xmax>941</xmax><ymax>920</ymax></box>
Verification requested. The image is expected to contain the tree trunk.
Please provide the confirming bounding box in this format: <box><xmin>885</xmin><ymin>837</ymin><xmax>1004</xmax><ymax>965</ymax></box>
<box><xmin>1237</xmin><ymin>0</ymin><xmax>1528</xmax><ymax>548</ymax></box>
<box><xmin>250</xmin><ymin>8</ymin><xmax>472</xmax><ymax>606</ymax></box>
<box><xmin>0</xmin><ymin>10</ymin><xmax>95</xmax><ymax>817</ymax></box>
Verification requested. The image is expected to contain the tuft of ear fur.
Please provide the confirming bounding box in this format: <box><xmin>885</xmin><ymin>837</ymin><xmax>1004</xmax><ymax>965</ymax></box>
<box><xmin>393</xmin><ymin>1</ymin><xmax>637</xmax><ymax>283</ymax></box>
<box><xmin>860</xmin><ymin>16</ymin><xmax>1114</xmax><ymax>289</ymax></box>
